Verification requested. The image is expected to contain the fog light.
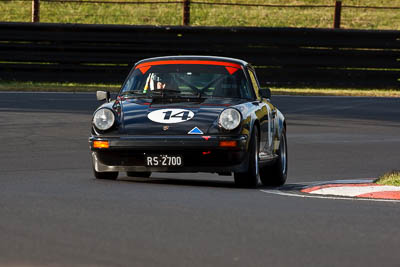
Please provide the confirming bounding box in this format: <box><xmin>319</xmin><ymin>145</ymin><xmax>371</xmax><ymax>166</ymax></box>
<box><xmin>219</xmin><ymin>141</ymin><xmax>237</xmax><ymax>147</ymax></box>
<box><xmin>93</xmin><ymin>140</ymin><xmax>109</xmax><ymax>148</ymax></box>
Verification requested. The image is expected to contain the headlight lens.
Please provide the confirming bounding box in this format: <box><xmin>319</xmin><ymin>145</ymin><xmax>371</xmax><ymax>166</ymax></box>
<box><xmin>219</xmin><ymin>108</ymin><xmax>241</xmax><ymax>130</ymax></box>
<box><xmin>93</xmin><ymin>108</ymin><xmax>115</xmax><ymax>131</ymax></box>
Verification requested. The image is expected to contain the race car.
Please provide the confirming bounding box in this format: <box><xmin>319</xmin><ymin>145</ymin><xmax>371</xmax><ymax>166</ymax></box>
<box><xmin>89</xmin><ymin>56</ymin><xmax>287</xmax><ymax>187</ymax></box>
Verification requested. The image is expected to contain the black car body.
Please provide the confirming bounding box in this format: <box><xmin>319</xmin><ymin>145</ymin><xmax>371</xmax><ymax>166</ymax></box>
<box><xmin>89</xmin><ymin>56</ymin><xmax>287</xmax><ymax>187</ymax></box>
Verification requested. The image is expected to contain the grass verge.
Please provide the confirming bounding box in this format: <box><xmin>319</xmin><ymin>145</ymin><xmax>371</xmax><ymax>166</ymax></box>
<box><xmin>271</xmin><ymin>88</ymin><xmax>400</xmax><ymax>98</ymax></box>
<box><xmin>375</xmin><ymin>171</ymin><xmax>400</xmax><ymax>186</ymax></box>
<box><xmin>0</xmin><ymin>81</ymin><xmax>120</xmax><ymax>93</ymax></box>
<box><xmin>0</xmin><ymin>0</ymin><xmax>400</xmax><ymax>29</ymax></box>
<box><xmin>1</xmin><ymin>82</ymin><xmax>399</xmax><ymax>97</ymax></box>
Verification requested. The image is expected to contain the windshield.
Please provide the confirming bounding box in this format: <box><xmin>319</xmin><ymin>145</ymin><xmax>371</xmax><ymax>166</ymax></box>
<box><xmin>120</xmin><ymin>63</ymin><xmax>253</xmax><ymax>99</ymax></box>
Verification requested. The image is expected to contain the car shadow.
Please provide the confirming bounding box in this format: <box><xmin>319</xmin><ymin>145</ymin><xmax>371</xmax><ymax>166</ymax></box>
<box><xmin>117</xmin><ymin>176</ymin><xmax>240</xmax><ymax>189</ymax></box>
<box><xmin>116</xmin><ymin>175</ymin><xmax>300</xmax><ymax>190</ymax></box>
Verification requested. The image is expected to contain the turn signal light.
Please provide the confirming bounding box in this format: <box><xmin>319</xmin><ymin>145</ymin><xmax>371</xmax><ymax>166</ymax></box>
<box><xmin>219</xmin><ymin>141</ymin><xmax>237</xmax><ymax>147</ymax></box>
<box><xmin>93</xmin><ymin>140</ymin><xmax>109</xmax><ymax>148</ymax></box>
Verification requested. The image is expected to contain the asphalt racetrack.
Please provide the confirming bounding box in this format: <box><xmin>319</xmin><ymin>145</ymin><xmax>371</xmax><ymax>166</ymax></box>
<box><xmin>1</xmin><ymin>92</ymin><xmax>400</xmax><ymax>266</ymax></box>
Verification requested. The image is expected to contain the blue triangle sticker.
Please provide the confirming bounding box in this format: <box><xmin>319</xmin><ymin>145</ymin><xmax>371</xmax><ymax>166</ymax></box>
<box><xmin>188</xmin><ymin>127</ymin><xmax>203</xmax><ymax>135</ymax></box>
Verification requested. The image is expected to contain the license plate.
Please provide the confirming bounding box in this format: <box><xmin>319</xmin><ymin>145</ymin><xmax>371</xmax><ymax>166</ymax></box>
<box><xmin>145</xmin><ymin>154</ymin><xmax>183</xmax><ymax>167</ymax></box>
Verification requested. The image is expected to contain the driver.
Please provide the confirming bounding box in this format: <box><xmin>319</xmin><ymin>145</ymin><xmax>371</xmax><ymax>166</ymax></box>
<box><xmin>144</xmin><ymin>73</ymin><xmax>172</xmax><ymax>91</ymax></box>
<box><xmin>153</xmin><ymin>73</ymin><xmax>170</xmax><ymax>89</ymax></box>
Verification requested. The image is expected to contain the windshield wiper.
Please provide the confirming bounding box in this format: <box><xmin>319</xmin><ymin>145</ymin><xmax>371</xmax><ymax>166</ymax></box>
<box><xmin>122</xmin><ymin>89</ymin><xmax>204</xmax><ymax>100</ymax></box>
<box><xmin>147</xmin><ymin>89</ymin><xmax>182</xmax><ymax>98</ymax></box>
<box><xmin>150</xmin><ymin>89</ymin><xmax>180</xmax><ymax>94</ymax></box>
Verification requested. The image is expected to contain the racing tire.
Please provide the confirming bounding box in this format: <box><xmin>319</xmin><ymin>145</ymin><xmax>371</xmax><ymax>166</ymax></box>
<box><xmin>260</xmin><ymin>128</ymin><xmax>288</xmax><ymax>186</ymax></box>
<box><xmin>234</xmin><ymin>127</ymin><xmax>260</xmax><ymax>188</ymax></box>
<box><xmin>93</xmin><ymin>169</ymin><xmax>118</xmax><ymax>180</ymax></box>
<box><xmin>126</xmin><ymin>171</ymin><xmax>151</xmax><ymax>178</ymax></box>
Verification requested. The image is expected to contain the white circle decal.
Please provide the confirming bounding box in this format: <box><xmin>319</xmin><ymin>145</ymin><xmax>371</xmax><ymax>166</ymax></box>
<box><xmin>147</xmin><ymin>109</ymin><xmax>194</xmax><ymax>124</ymax></box>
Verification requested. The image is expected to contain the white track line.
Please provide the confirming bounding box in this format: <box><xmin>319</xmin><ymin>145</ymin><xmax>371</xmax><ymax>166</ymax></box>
<box><xmin>259</xmin><ymin>189</ymin><xmax>400</xmax><ymax>203</ymax></box>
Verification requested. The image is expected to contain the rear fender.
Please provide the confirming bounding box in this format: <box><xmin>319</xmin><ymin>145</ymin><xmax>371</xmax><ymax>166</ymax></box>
<box><xmin>273</xmin><ymin>110</ymin><xmax>286</xmax><ymax>153</ymax></box>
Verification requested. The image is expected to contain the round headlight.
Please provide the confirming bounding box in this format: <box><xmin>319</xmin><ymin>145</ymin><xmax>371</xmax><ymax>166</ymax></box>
<box><xmin>93</xmin><ymin>108</ymin><xmax>115</xmax><ymax>131</ymax></box>
<box><xmin>219</xmin><ymin>108</ymin><xmax>241</xmax><ymax>130</ymax></box>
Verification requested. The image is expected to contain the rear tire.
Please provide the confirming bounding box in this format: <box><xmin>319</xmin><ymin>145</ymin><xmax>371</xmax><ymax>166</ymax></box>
<box><xmin>126</xmin><ymin>171</ymin><xmax>151</xmax><ymax>178</ymax></box>
<box><xmin>93</xmin><ymin>169</ymin><xmax>118</xmax><ymax>180</ymax></box>
<box><xmin>260</xmin><ymin>128</ymin><xmax>288</xmax><ymax>186</ymax></box>
<box><xmin>234</xmin><ymin>127</ymin><xmax>259</xmax><ymax>188</ymax></box>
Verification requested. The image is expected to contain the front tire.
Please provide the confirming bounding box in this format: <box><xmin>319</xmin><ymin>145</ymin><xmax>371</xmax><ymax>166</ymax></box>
<box><xmin>234</xmin><ymin>127</ymin><xmax>259</xmax><ymax>188</ymax></box>
<box><xmin>260</xmin><ymin>128</ymin><xmax>288</xmax><ymax>186</ymax></box>
<box><xmin>93</xmin><ymin>169</ymin><xmax>118</xmax><ymax>180</ymax></box>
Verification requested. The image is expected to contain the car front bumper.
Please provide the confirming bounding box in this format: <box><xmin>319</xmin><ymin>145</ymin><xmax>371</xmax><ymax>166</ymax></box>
<box><xmin>89</xmin><ymin>135</ymin><xmax>249</xmax><ymax>173</ymax></box>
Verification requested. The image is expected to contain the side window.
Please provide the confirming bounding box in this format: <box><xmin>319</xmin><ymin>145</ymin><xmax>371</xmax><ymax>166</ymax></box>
<box><xmin>240</xmin><ymin>78</ymin><xmax>251</xmax><ymax>99</ymax></box>
<box><xmin>248</xmin><ymin>69</ymin><xmax>261</xmax><ymax>100</ymax></box>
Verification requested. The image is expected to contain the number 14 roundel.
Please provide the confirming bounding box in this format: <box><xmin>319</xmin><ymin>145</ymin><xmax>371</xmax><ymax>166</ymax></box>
<box><xmin>147</xmin><ymin>109</ymin><xmax>195</xmax><ymax>124</ymax></box>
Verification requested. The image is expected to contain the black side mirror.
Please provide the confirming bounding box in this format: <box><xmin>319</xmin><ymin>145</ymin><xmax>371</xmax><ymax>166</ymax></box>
<box><xmin>260</xmin><ymin>88</ymin><xmax>271</xmax><ymax>100</ymax></box>
<box><xmin>96</xmin><ymin>91</ymin><xmax>111</xmax><ymax>102</ymax></box>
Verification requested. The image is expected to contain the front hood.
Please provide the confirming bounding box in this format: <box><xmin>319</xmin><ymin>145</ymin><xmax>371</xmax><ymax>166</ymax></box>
<box><xmin>119</xmin><ymin>98</ymin><xmax>243</xmax><ymax>135</ymax></box>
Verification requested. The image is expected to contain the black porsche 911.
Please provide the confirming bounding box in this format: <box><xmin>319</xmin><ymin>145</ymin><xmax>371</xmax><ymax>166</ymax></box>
<box><xmin>89</xmin><ymin>56</ymin><xmax>287</xmax><ymax>187</ymax></box>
